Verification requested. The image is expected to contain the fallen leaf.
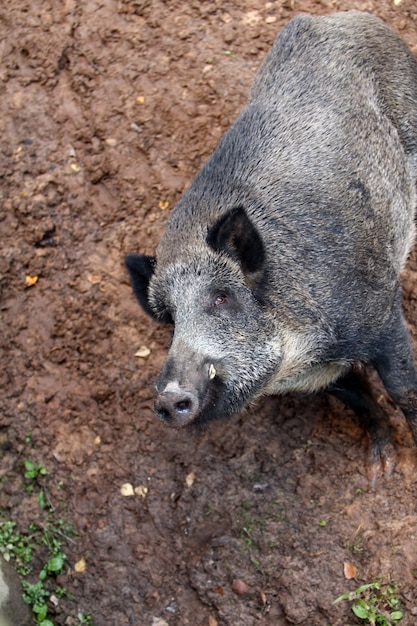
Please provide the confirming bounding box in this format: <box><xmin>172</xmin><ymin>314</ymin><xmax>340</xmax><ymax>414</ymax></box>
<box><xmin>185</xmin><ymin>472</ymin><xmax>196</xmax><ymax>487</ymax></box>
<box><xmin>393</xmin><ymin>0</ymin><xmax>403</xmax><ymax>4</ymax></box>
<box><xmin>25</xmin><ymin>275</ymin><xmax>38</xmax><ymax>288</ymax></box>
<box><xmin>87</xmin><ymin>274</ymin><xmax>101</xmax><ymax>285</ymax></box>
<box><xmin>74</xmin><ymin>557</ymin><xmax>86</xmax><ymax>573</ymax></box>
<box><xmin>158</xmin><ymin>200</ymin><xmax>170</xmax><ymax>210</ymax></box>
<box><xmin>134</xmin><ymin>485</ymin><xmax>148</xmax><ymax>498</ymax></box>
<box><xmin>343</xmin><ymin>562</ymin><xmax>357</xmax><ymax>579</ymax></box>
<box><xmin>94</xmin><ymin>435</ymin><xmax>101</xmax><ymax>445</ymax></box>
<box><xmin>135</xmin><ymin>346</ymin><xmax>151</xmax><ymax>358</ymax></box>
<box><xmin>105</xmin><ymin>137</ymin><xmax>117</xmax><ymax>146</ymax></box>
<box><xmin>136</xmin><ymin>95</ymin><xmax>145</xmax><ymax>104</ymax></box>
<box><xmin>70</xmin><ymin>162</ymin><xmax>80</xmax><ymax>172</ymax></box>
<box><xmin>208</xmin><ymin>616</ymin><xmax>218</xmax><ymax>626</ymax></box>
<box><xmin>120</xmin><ymin>483</ymin><xmax>135</xmax><ymax>496</ymax></box>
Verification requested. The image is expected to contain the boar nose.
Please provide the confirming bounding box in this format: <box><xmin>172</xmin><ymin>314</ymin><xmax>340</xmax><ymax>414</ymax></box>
<box><xmin>155</xmin><ymin>385</ymin><xmax>199</xmax><ymax>427</ymax></box>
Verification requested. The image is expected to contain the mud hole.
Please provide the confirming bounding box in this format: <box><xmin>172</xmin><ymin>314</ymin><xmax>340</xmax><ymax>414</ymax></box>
<box><xmin>2</xmin><ymin>1</ymin><xmax>417</xmax><ymax>624</ymax></box>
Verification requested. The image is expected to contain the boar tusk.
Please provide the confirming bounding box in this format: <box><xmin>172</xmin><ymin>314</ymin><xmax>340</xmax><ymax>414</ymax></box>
<box><xmin>209</xmin><ymin>363</ymin><xmax>216</xmax><ymax>380</ymax></box>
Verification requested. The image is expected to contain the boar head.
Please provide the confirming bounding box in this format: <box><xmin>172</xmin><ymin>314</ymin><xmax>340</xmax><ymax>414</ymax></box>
<box><xmin>125</xmin><ymin>206</ymin><xmax>280</xmax><ymax>428</ymax></box>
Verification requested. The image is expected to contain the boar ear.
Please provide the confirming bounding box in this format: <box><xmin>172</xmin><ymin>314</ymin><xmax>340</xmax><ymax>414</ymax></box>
<box><xmin>207</xmin><ymin>206</ymin><xmax>265</xmax><ymax>283</ymax></box>
<box><xmin>124</xmin><ymin>253</ymin><xmax>157</xmax><ymax>319</ymax></box>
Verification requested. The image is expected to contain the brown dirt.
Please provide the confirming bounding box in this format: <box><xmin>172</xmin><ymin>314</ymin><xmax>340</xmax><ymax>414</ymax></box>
<box><xmin>2</xmin><ymin>1</ymin><xmax>417</xmax><ymax>624</ymax></box>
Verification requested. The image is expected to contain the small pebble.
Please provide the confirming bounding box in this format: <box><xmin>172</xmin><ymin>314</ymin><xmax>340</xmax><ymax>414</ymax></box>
<box><xmin>232</xmin><ymin>579</ymin><xmax>250</xmax><ymax>595</ymax></box>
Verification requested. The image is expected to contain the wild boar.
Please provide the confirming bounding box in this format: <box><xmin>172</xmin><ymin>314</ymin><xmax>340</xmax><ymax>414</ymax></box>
<box><xmin>125</xmin><ymin>11</ymin><xmax>417</xmax><ymax>475</ymax></box>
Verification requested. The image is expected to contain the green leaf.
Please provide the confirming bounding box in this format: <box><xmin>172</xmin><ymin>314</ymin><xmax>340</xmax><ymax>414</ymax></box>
<box><xmin>47</xmin><ymin>554</ymin><xmax>65</xmax><ymax>572</ymax></box>
<box><xmin>391</xmin><ymin>611</ymin><xmax>403</xmax><ymax>620</ymax></box>
<box><xmin>24</xmin><ymin>461</ymin><xmax>36</xmax><ymax>478</ymax></box>
<box><xmin>355</xmin><ymin>582</ymin><xmax>379</xmax><ymax>594</ymax></box>
<box><xmin>352</xmin><ymin>600</ymin><xmax>371</xmax><ymax>619</ymax></box>
<box><xmin>33</xmin><ymin>602</ymin><xmax>48</xmax><ymax>619</ymax></box>
<box><xmin>37</xmin><ymin>490</ymin><xmax>46</xmax><ymax>509</ymax></box>
<box><xmin>333</xmin><ymin>592</ymin><xmax>352</xmax><ymax>604</ymax></box>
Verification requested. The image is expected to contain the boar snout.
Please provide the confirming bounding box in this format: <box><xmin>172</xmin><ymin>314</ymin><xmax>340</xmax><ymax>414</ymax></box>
<box><xmin>155</xmin><ymin>382</ymin><xmax>199</xmax><ymax>428</ymax></box>
<box><xmin>155</xmin><ymin>356</ymin><xmax>221</xmax><ymax>427</ymax></box>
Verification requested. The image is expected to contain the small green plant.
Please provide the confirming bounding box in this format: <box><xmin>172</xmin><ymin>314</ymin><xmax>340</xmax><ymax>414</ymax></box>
<box><xmin>350</xmin><ymin>542</ymin><xmax>364</xmax><ymax>553</ymax></box>
<box><xmin>0</xmin><ymin>516</ymin><xmax>69</xmax><ymax>625</ymax></box>
<box><xmin>0</xmin><ymin>520</ymin><xmax>33</xmax><ymax>574</ymax></box>
<box><xmin>334</xmin><ymin>580</ymin><xmax>403</xmax><ymax>625</ymax></box>
<box><xmin>250</xmin><ymin>555</ymin><xmax>264</xmax><ymax>574</ymax></box>
<box><xmin>0</xmin><ymin>458</ymin><xmax>92</xmax><ymax>625</ymax></box>
<box><xmin>22</xmin><ymin>579</ymin><xmax>53</xmax><ymax>626</ymax></box>
<box><xmin>241</xmin><ymin>525</ymin><xmax>254</xmax><ymax>547</ymax></box>
<box><xmin>24</xmin><ymin>460</ymin><xmax>47</xmax><ymax>482</ymax></box>
<box><xmin>237</xmin><ymin>504</ymin><xmax>267</xmax><ymax>578</ymax></box>
<box><xmin>24</xmin><ymin>459</ymin><xmax>48</xmax><ymax>508</ymax></box>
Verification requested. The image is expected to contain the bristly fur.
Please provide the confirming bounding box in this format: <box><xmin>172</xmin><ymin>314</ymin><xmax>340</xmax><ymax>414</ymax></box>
<box><xmin>125</xmin><ymin>12</ymin><xmax>417</xmax><ymax>467</ymax></box>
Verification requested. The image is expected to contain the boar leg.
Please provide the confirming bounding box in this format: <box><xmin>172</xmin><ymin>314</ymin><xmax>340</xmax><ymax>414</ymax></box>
<box><xmin>327</xmin><ymin>368</ymin><xmax>396</xmax><ymax>481</ymax></box>
<box><xmin>371</xmin><ymin>308</ymin><xmax>417</xmax><ymax>450</ymax></box>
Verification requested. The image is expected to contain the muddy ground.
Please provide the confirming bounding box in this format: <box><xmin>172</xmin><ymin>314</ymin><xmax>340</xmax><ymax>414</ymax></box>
<box><xmin>2</xmin><ymin>0</ymin><xmax>417</xmax><ymax>624</ymax></box>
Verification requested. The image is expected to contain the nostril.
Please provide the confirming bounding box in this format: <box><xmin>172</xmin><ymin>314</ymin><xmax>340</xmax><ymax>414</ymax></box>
<box><xmin>154</xmin><ymin>395</ymin><xmax>174</xmax><ymax>423</ymax></box>
<box><xmin>157</xmin><ymin>406</ymin><xmax>171</xmax><ymax>422</ymax></box>
<box><xmin>155</xmin><ymin>388</ymin><xmax>199</xmax><ymax>427</ymax></box>
<box><xmin>175</xmin><ymin>399</ymin><xmax>192</xmax><ymax>414</ymax></box>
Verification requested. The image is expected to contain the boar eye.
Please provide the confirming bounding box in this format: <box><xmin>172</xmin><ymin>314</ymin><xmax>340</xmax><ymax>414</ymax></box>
<box><xmin>214</xmin><ymin>293</ymin><xmax>227</xmax><ymax>306</ymax></box>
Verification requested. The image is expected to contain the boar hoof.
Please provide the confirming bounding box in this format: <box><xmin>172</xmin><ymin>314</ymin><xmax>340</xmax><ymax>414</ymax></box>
<box><xmin>155</xmin><ymin>389</ymin><xmax>199</xmax><ymax>428</ymax></box>
<box><xmin>368</xmin><ymin>439</ymin><xmax>397</xmax><ymax>488</ymax></box>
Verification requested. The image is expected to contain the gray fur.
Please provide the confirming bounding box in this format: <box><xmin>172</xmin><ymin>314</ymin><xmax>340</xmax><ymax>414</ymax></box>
<box><xmin>126</xmin><ymin>12</ymin><xmax>417</xmax><ymax>467</ymax></box>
